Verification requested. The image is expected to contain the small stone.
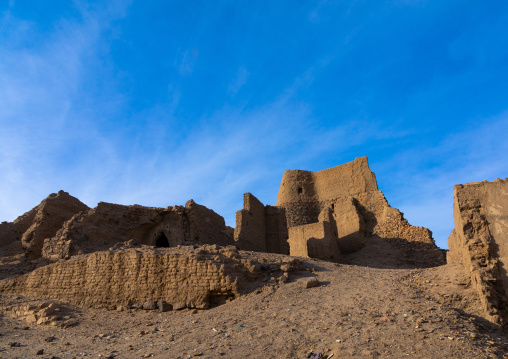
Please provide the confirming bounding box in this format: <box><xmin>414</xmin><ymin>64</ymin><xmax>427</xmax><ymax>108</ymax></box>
<box><xmin>190</xmin><ymin>309</ymin><xmax>198</xmax><ymax>314</ymax></box>
<box><xmin>304</xmin><ymin>278</ymin><xmax>320</xmax><ymax>288</ymax></box>
<box><xmin>280</xmin><ymin>264</ymin><xmax>292</xmax><ymax>272</ymax></box>
<box><xmin>36</xmin><ymin>349</ymin><xmax>44</xmax><ymax>355</ymax></box>
<box><xmin>279</xmin><ymin>273</ymin><xmax>289</xmax><ymax>284</ymax></box>
<box><xmin>45</xmin><ymin>336</ymin><xmax>57</xmax><ymax>342</ymax></box>
<box><xmin>142</xmin><ymin>301</ymin><xmax>156</xmax><ymax>310</ymax></box>
<box><xmin>158</xmin><ymin>301</ymin><xmax>172</xmax><ymax>312</ymax></box>
<box><xmin>195</xmin><ymin>302</ymin><xmax>209</xmax><ymax>310</ymax></box>
<box><xmin>173</xmin><ymin>302</ymin><xmax>187</xmax><ymax>310</ymax></box>
<box><xmin>10</xmin><ymin>342</ymin><xmax>21</xmax><ymax>347</ymax></box>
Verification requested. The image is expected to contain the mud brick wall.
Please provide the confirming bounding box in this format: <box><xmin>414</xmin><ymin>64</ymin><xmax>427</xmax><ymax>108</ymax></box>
<box><xmin>0</xmin><ymin>246</ymin><xmax>263</xmax><ymax>309</ymax></box>
<box><xmin>42</xmin><ymin>200</ymin><xmax>235</xmax><ymax>261</ymax></box>
<box><xmin>447</xmin><ymin>179</ymin><xmax>508</xmax><ymax>326</ymax></box>
<box><xmin>234</xmin><ymin>194</ymin><xmax>289</xmax><ymax>255</ymax></box>
<box><xmin>0</xmin><ymin>191</ymin><xmax>89</xmax><ymax>258</ymax></box>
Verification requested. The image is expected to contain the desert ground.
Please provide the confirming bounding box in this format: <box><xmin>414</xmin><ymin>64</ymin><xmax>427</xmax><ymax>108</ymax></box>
<box><xmin>1</xmin><ymin>242</ymin><xmax>507</xmax><ymax>359</ymax></box>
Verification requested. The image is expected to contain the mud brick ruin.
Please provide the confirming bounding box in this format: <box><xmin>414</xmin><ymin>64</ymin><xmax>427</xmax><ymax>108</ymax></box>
<box><xmin>447</xmin><ymin>179</ymin><xmax>508</xmax><ymax>325</ymax></box>
<box><xmin>234</xmin><ymin>193</ymin><xmax>289</xmax><ymax>254</ymax></box>
<box><xmin>2</xmin><ymin>156</ymin><xmax>508</xmax><ymax>331</ymax></box>
<box><xmin>277</xmin><ymin>157</ymin><xmax>444</xmax><ymax>265</ymax></box>
<box><xmin>41</xmin><ymin>198</ymin><xmax>235</xmax><ymax>261</ymax></box>
<box><xmin>0</xmin><ymin>245</ymin><xmax>302</xmax><ymax>310</ymax></box>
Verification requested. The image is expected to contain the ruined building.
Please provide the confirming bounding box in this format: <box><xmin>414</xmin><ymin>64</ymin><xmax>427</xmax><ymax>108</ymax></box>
<box><xmin>0</xmin><ymin>193</ymin><xmax>235</xmax><ymax>262</ymax></box>
<box><xmin>276</xmin><ymin>157</ymin><xmax>445</xmax><ymax>266</ymax></box>
<box><xmin>447</xmin><ymin>179</ymin><xmax>508</xmax><ymax>325</ymax></box>
<box><xmin>0</xmin><ymin>156</ymin><xmax>456</xmax><ymax>316</ymax></box>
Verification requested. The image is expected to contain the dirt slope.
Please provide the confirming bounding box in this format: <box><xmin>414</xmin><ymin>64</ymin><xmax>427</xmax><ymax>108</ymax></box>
<box><xmin>1</xmin><ymin>254</ymin><xmax>507</xmax><ymax>359</ymax></box>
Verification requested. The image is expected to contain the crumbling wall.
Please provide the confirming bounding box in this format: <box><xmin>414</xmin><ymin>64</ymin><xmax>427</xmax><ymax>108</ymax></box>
<box><xmin>42</xmin><ymin>200</ymin><xmax>235</xmax><ymax>261</ymax></box>
<box><xmin>331</xmin><ymin>197</ymin><xmax>366</xmax><ymax>254</ymax></box>
<box><xmin>276</xmin><ymin>157</ymin><xmax>444</xmax><ymax>266</ymax></box>
<box><xmin>276</xmin><ymin>157</ymin><xmax>378</xmax><ymax>227</ymax></box>
<box><xmin>0</xmin><ymin>245</ymin><xmax>265</xmax><ymax>309</ymax></box>
<box><xmin>235</xmin><ymin>194</ymin><xmax>266</xmax><ymax>252</ymax></box>
<box><xmin>234</xmin><ymin>193</ymin><xmax>289</xmax><ymax>254</ymax></box>
<box><xmin>447</xmin><ymin>179</ymin><xmax>508</xmax><ymax>325</ymax></box>
<box><xmin>265</xmin><ymin>206</ymin><xmax>289</xmax><ymax>254</ymax></box>
<box><xmin>0</xmin><ymin>191</ymin><xmax>89</xmax><ymax>258</ymax></box>
<box><xmin>288</xmin><ymin>208</ymin><xmax>340</xmax><ymax>261</ymax></box>
<box><xmin>185</xmin><ymin>200</ymin><xmax>235</xmax><ymax>247</ymax></box>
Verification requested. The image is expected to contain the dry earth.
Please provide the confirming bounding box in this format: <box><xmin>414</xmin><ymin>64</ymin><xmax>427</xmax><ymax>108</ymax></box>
<box><xmin>1</xmin><ymin>247</ymin><xmax>508</xmax><ymax>359</ymax></box>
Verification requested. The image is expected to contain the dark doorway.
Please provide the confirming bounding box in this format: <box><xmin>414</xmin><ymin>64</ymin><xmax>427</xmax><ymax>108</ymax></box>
<box><xmin>155</xmin><ymin>232</ymin><xmax>170</xmax><ymax>247</ymax></box>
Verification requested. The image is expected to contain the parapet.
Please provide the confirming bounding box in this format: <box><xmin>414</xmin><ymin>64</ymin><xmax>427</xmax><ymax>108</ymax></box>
<box><xmin>276</xmin><ymin>157</ymin><xmax>378</xmax><ymax>207</ymax></box>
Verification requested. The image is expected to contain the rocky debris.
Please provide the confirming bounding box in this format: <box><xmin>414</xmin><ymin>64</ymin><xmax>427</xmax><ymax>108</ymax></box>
<box><xmin>173</xmin><ymin>302</ymin><xmax>187</xmax><ymax>310</ymax></box>
<box><xmin>447</xmin><ymin>179</ymin><xmax>508</xmax><ymax>326</ymax></box>
<box><xmin>0</xmin><ymin>301</ymin><xmax>77</xmax><ymax>328</ymax></box>
<box><xmin>142</xmin><ymin>301</ymin><xmax>156</xmax><ymax>310</ymax></box>
<box><xmin>0</xmin><ymin>191</ymin><xmax>89</xmax><ymax>259</ymax></box>
<box><xmin>304</xmin><ymin>277</ymin><xmax>320</xmax><ymax>288</ymax></box>
<box><xmin>157</xmin><ymin>301</ymin><xmax>172</xmax><ymax>312</ymax></box>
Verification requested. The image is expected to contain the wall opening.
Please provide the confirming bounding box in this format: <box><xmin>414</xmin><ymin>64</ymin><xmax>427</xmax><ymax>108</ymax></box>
<box><xmin>331</xmin><ymin>203</ymin><xmax>334</xmax><ymax>210</ymax></box>
<box><xmin>298</xmin><ymin>187</ymin><xmax>303</xmax><ymax>194</ymax></box>
<box><xmin>155</xmin><ymin>232</ymin><xmax>170</xmax><ymax>247</ymax></box>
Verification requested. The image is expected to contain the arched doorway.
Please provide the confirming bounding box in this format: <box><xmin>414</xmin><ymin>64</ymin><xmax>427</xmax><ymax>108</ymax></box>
<box><xmin>154</xmin><ymin>232</ymin><xmax>170</xmax><ymax>247</ymax></box>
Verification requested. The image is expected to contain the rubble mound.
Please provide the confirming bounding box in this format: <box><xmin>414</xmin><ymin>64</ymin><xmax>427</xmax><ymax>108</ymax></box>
<box><xmin>42</xmin><ymin>199</ymin><xmax>234</xmax><ymax>261</ymax></box>
<box><xmin>0</xmin><ymin>245</ymin><xmax>302</xmax><ymax>310</ymax></box>
<box><xmin>447</xmin><ymin>179</ymin><xmax>508</xmax><ymax>326</ymax></box>
<box><xmin>276</xmin><ymin>157</ymin><xmax>445</xmax><ymax>267</ymax></box>
<box><xmin>0</xmin><ymin>191</ymin><xmax>89</xmax><ymax>259</ymax></box>
<box><xmin>1</xmin><ymin>301</ymin><xmax>78</xmax><ymax>328</ymax></box>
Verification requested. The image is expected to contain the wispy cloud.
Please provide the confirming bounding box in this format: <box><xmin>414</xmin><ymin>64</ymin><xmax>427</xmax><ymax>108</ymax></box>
<box><xmin>228</xmin><ymin>66</ymin><xmax>249</xmax><ymax>95</ymax></box>
<box><xmin>0</xmin><ymin>1</ymin><xmax>131</xmax><ymax>219</ymax></box>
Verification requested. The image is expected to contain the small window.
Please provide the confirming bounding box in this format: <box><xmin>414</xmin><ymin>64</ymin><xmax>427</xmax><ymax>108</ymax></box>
<box><xmin>298</xmin><ymin>187</ymin><xmax>303</xmax><ymax>194</ymax></box>
<box><xmin>331</xmin><ymin>203</ymin><xmax>334</xmax><ymax>210</ymax></box>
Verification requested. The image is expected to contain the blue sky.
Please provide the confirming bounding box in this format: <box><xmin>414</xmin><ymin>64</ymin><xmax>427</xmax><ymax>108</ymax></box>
<box><xmin>1</xmin><ymin>1</ymin><xmax>508</xmax><ymax>249</ymax></box>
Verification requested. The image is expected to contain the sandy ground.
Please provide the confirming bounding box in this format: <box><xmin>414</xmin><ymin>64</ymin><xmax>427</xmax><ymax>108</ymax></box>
<box><xmin>1</xmin><ymin>249</ymin><xmax>508</xmax><ymax>359</ymax></box>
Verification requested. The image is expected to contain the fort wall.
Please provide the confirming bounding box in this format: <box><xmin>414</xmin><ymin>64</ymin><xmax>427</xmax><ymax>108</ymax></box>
<box><xmin>0</xmin><ymin>246</ymin><xmax>264</xmax><ymax>309</ymax></box>
<box><xmin>447</xmin><ymin>179</ymin><xmax>508</xmax><ymax>325</ymax></box>
<box><xmin>234</xmin><ymin>193</ymin><xmax>288</xmax><ymax>254</ymax></box>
